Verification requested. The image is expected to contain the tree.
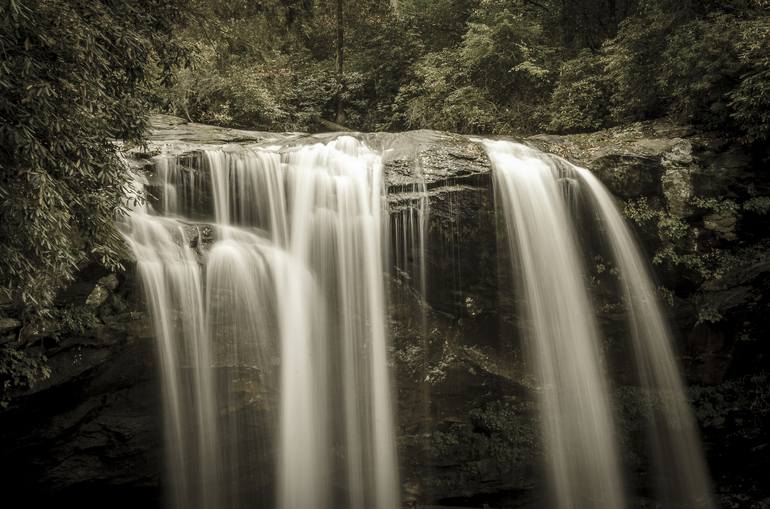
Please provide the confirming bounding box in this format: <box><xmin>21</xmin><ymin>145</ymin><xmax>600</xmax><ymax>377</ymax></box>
<box><xmin>548</xmin><ymin>49</ymin><xmax>610</xmax><ymax>132</ymax></box>
<box><xmin>0</xmin><ymin>0</ymin><xmax>189</xmax><ymax>306</ymax></box>
<box><xmin>335</xmin><ymin>0</ymin><xmax>345</xmax><ymax>123</ymax></box>
<box><xmin>0</xmin><ymin>0</ymin><xmax>189</xmax><ymax>405</ymax></box>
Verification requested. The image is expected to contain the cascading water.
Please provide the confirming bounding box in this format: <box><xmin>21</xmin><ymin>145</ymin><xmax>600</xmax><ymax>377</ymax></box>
<box><xmin>390</xmin><ymin>165</ymin><xmax>429</xmax><ymax>309</ymax></box>
<box><xmin>483</xmin><ymin>140</ymin><xmax>626</xmax><ymax>509</ymax></box>
<box><xmin>123</xmin><ymin>127</ymin><xmax>712</xmax><ymax>509</ymax></box>
<box><xmin>576</xmin><ymin>169</ymin><xmax>714</xmax><ymax>508</ymax></box>
<box><xmin>121</xmin><ymin>196</ymin><xmax>222</xmax><ymax>509</ymax></box>
<box><xmin>482</xmin><ymin>139</ymin><xmax>713</xmax><ymax>508</ymax></box>
<box><xmin>122</xmin><ymin>137</ymin><xmax>400</xmax><ymax>509</ymax></box>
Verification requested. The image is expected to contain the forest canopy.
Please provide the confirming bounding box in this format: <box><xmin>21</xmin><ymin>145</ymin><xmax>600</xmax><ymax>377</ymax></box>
<box><xmin>153</xmin><ymin>0</ymin><xmax>770</xmax><ymax>143</ymax></box>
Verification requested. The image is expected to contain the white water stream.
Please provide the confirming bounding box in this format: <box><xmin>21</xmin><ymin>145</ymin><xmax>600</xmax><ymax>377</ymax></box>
<box><xmin>123</xmin><ymin>133</ymin><xmax>712</xmax><ymax>509</ymax></box>
<box><xmin>122</xmin><ymin>137</ymin><xmax>400</xmax><ymax>509</ymax></box>
<box><xmin>483</xmin><ymin>139</ymin><xmax>713</xmax><ymax>509</ymax></box>
<box><xmin>484</xmin><ymin>140</ymin><xmax>626</xmax><ymax>509</ymax></box>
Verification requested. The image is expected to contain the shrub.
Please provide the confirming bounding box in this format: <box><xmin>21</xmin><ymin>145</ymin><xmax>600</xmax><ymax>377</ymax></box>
<box><xmin>659</xmin><ymin>15</ymin><xmax>743</xmax><ymax>130</ymax></box>
<box><xmin>729</xmin><ymin>16</ymin><xmax>770</xmax><ymax>144</ymax></box>
<box><xmin>0</xmin><ymin>0</ymin><xmax>188</xmax><ymax>306</ymax></box>
<box><xmin>392</xmin><ymin>50</ymin><xmax>499</xmax><ymax>133</ymax></box>
<box><xmin>603</xmin><ymin>10</ymin><xmax>673</xmax><ymax>123</ymax></box>
<box><xmin>548</xmin><ymin>50</ymin><xmax>611</xmax><ymax>133</ymax></box>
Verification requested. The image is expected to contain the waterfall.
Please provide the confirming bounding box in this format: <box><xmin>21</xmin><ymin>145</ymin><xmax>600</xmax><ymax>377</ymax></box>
<box><xmin>122</xmin><ymin>205</ymin><xmax>221</xmax><ymax>509</ymax></box>
<box><xmin>483</xmin><ymin>140</ymin><xmax>626</xmax><ymax>509</ymax></box>
<box><xmin>122</xmin><ymin>137</ymin><xmax>400</xmax><ymax>509</ymax></box>
<box><xmin>390</xmin><ymin>167</ymin><xmax>430</xmax><ymax>320</ymax></box>
<box><xmin>483</xmin><ymin>139</ymin><xmax>713</xmax><ymax>508</ymax></box>
<box><xmin>123</xmin><ymin>130</ymin><xmax>712</xmax><ymax>509</ymax></box>
<box><xmin>576</xmin><ymin>169</ymin><xmax>714</xmax><ymax>509</ymax></box>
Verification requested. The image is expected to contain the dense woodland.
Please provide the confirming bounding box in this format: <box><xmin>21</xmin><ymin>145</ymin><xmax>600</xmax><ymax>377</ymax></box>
<box><xmin>1</xmin><ymin>0</ymin><xmax>769</xmax><ymax>399</ymax></box>
<box><xmin>154</xmin><ymin>0</ymin><xmax>770</xmax><ymax>141</ymax></box>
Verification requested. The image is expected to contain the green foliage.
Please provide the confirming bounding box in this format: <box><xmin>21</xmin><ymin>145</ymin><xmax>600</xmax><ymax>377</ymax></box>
<box><xmin>1</xmin><ymin>304</ymin><xmax>100</xmax><ymax>407</ymax></box>
<box><xmin>420</xmin><ymin>397</ymin><xmax>538</xmax><ymax>491</ymax></box>
<box><xmin>193</xmin><ymin>55</ymin><xmax>337</xmax><ymax>131</ymax></box>
<box><xmin>144</xmin><ymin>0</ymin><xmax>770</xmax><ymax>143</ymax></box>
<box><xmin>154</xmin><ymin>0</ymin><xmax>355</xmax><ymax>131</ymax></box>
<box><xmin>156</xmin><ymin>0</ymin><xmax>425</xmax><ymax>131</ymax></box>
<box><xmin>624</xmin><ymin>190</ymin><xmax>770</xmax><ymax>327</ymax></box>
<box><xmin>460</xmin><ymin>1</ymin><xmax>553</xmax><ymax>99</ymax></box>
<box><xmin>96</xmin><ymin>0</ymin><xmax>770</xmax><ymax>145</ymax></box>
<box><xmin>690</xmin><ymin>373</ymin><xmax>770</xmax><ymax>429</ymax></box>
<box><xmin>51</xmin><ymin>305</ymin><xmax>102</xmax><ymax>338</ymax></box>
<box><xmin>466</xmin><ymin>397</ymin><xmax>539</xmax><ymax>465</ymax></box>
<box><xmin>0</xmin><ymin>345</ymin><xmax>50</xmax><ymax>408</ymax></box>
<box><xmin>624</xmin><ymin>197</ymin><xmax>717</xmax><ymax>281</ymax></box>
<box><xmin>390</xmin><ymin>0</ymin><xmax>556</xmax><ymax>134</ymax></box>
<box><xmin>728</xmin><ymin>16</ymin><xmax>770</xmax><ymax>144</ymax></box>
<box><xmin>743</xmin><ymin>196</ymin><xmax>770</xmax><ymax>214</ymax></box>
<box><xmin>345</xmin><ymin>12</ymin><xmax>424</xmax><ymax>130</ymax></box>
<box><xmin>630</xmin><ymin>196</ymin><xmax>739</xmax><ymax>285</ymax></box>
<box><xmin>0</xmin><ymin>0</ymin><xmax>188</xmax><ymax>306</ymax></box>
<box><xmin>392</xmin><ymin>50</ymin><xmax>499</xmax><ymax>133</ymax></box>
<box><xmin>602</xmin><ymin>5</ymin><xmax>770</xmax><ymax>143</ymax></box>
<box><xmin>602</xmin><ymin>9</ymin><xmax>672</xmax><ymax>123</ymax></box>
<box><xmin>0</xmin><ymin>302</ymin><xmax>103</xmax><ymax>405</ymax></box>
<box><xmin>0</xmin><ymin>0</ymin><xmax>187</xmax><ymax>405</ymax></box>
<box><xmin>659</xmin><ymin>15</ymin><xmax>743</xmax><ymax>129</ymax></box>
<box><xmin>399</xmin><ymin>0</ymin><xmax>481</xmax><ymax>50</ymax></box>
<box><xmin>548</xmin><ymin>50</ymin><xmax>610</xmax><ymax>132</ymax></box>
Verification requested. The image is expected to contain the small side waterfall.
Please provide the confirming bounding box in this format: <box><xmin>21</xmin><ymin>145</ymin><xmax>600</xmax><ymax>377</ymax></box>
<box><xmin>482</xmin><ymin>139</ymin><xmax>713</xmax><ymax>509</ymax></box>
<box><xmin>122</xmin><ymin>208</ymin><xmax>221</xmax><ymax>509</ymax></box>
<box><xmin>483</xmin><ymin>140</ymin><xmax>626</xmax><ymax>509</ymax></box>
<box><xmin>122</xmin><ymin>137</ymin><xmax>400</xmax><ymax>509</ymax></box>
<box><xmin>391</xmin><ymin>184</ymin><xmax>429</xmax><ymax>310</ymax></box>
<box><xmin>576</xmin><ymin>169</ymin><xmax>714</xmax><ymax>509</ymax></box>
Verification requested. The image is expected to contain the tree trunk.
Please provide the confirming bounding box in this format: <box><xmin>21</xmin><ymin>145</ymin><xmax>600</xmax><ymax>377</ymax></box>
<box><xmin>335</xmin><ymin>0</ymin><xmax>345</xmax><ymax>124</ymax></box>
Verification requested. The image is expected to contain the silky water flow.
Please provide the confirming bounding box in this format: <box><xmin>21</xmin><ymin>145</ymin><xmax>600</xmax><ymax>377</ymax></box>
<box><xmin>122</xmin><ymin>135</ymin><xmax>713</xmax><ymax>509</ymax></box>
<box><xmin>482</xmin><ymin>140</ymin><xmax>713</xmax><ymax>509</ymax></box>
<box><xmin>121</xmin><ymin>138</ymin><xmax>400</xmax><ymax>509</ymax></box>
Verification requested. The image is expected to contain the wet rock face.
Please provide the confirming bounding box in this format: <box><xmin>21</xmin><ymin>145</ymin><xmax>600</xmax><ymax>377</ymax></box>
<box><xmin>2</xmin><ymin>116</ymin><xmax>767</xmax><ymax>506</ymax></box>
<box><xmin>382</xmin><ymin>131</ymin><xmax>497</xmax><ymax>319</ymax></box>
<box><xmin>390</xmin><ymin>285</ymin><xmax>541</xmax><ymax>505</ymax></box>
<box><xmin>527</xmin><ymin>125</ymin><xmax>695</xmax><ymax>201</ymax></box>
<box><xmin>376</xmin><ymin>130</ymin><xmax>491</xmax><ymax>189</ymax></box>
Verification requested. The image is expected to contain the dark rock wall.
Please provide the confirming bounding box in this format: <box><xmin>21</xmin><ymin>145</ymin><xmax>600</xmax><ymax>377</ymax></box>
<box><xmin>1</xmin><ymin>117</ymin><xmax>768</xmax><ymax>507</ymax></box>
<box><xmin>0</xmin><ymin>266</ymin><xmax>163</xmax><ymax>507</ymax></box>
